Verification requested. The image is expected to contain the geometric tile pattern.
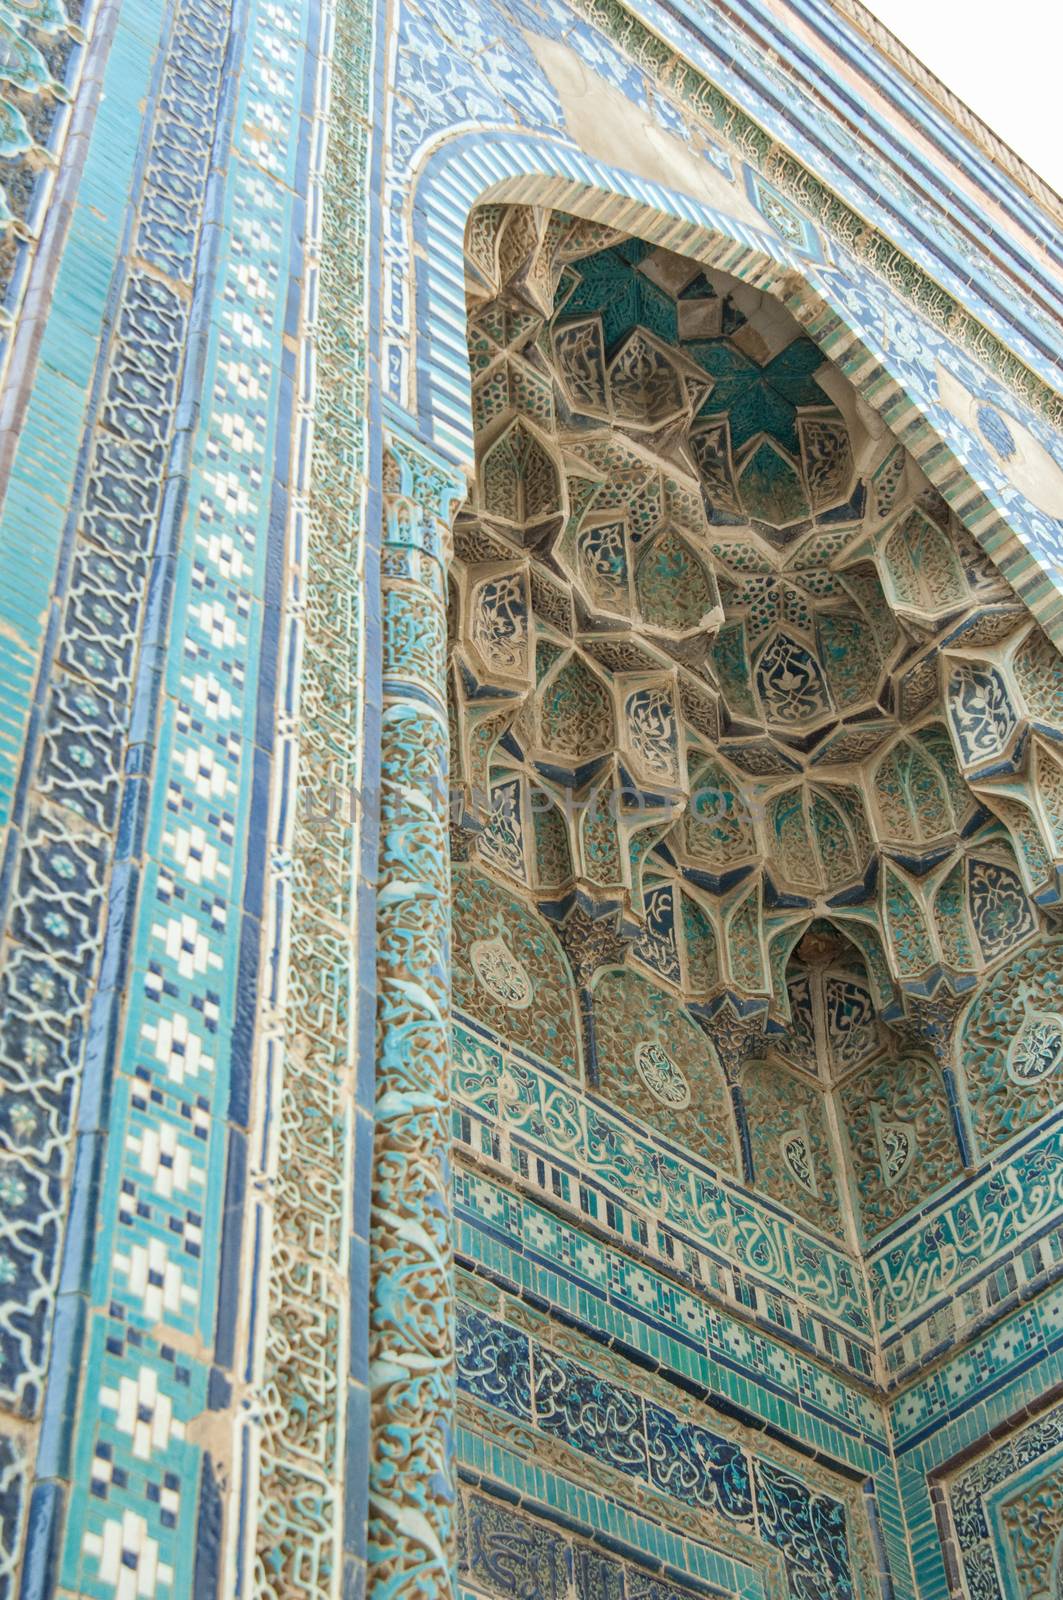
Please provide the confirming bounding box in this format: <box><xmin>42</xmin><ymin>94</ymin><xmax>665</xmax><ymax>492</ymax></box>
<box><xmin>892</xmin><ymin>1269</ymin><xmax>1063</xmax><ymax>1452</ymax></box>
<box><xmin>894</xmin><ymin>1279</ymin><xmax>1063</xmax><ymax>1599</ymax></box>
<box><xmin>452</xmin><ymin>1017</ymin><xmax>874</xmax><ymax>1350</ymax></box>
<box><xmin>0</xmin><ymin>0</ymin><xmax>332</xmax><ymax>1594</ymax></box>
<box><xmin>0</xmin><ymin>0</ymin><xmax>1058</xmax><ymax>1592</ymax></box>
<box><xmin>455</xmin><ymin>1298</ymin><xmax>875</xmax><ymax>1600</ymax></box>
<box><xmin>946</xmin><ymin>1409</ymin><xmax>1063</xmax><ymax>1600</ymax></box>
<box><xmin>457</xmin><ymin>1484</ymin><xmax>773</xmax><ymax>1600</ymax></box>
<box><xmin>39</xmin><ymin>0</ymin><xmax>311</xmax><ymax>1589</ymax></box>
<box><xmin>0</xmin><ymin>3</ymin><xmax>235</xmax><ymax>1574</ymax></box>
<box><xmin>871</xmin><ymin>1101</ymin><xmax>1063</xmax><ymax>1354</ymax></box>
<box><xmin>453</xmin><ymin>1164</ymin><xmax>885</xmax><ymax>1446</ymax></box>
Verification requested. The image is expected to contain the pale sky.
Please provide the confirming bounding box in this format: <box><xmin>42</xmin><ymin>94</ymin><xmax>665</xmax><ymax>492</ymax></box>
<box><xmin>867</xmin><ymin>0</ymin><xmax>1063</xmax><ymax>198</ymax></box>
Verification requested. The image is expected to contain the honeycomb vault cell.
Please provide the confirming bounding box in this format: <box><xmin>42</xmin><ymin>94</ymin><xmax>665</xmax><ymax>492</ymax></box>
<box><xmin>450</xmin><ymin>208</ymin><xmax>1057</xmax><ymax>1028</ymax></box>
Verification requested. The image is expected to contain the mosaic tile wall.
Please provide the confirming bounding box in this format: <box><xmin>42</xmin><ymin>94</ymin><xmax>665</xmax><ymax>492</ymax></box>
<box><xmin>0</xmin><ymin>0</ymin><xmax>1059</xmax><ymax>1595</ymax></box>
<box><xmin>436</xmin><ymin>183</ymin><xmax>1063</xmax><ymax>1600</ymax></box>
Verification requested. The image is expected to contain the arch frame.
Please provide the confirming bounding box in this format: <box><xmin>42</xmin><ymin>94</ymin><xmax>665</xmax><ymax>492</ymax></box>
<box><xmin>364</xmin><ymin>134</ymin><xmax>1063</xmax><ymax>1596</ymax></box>
<box><xmin>400</xmin><ymin>136</ymin><xmax>1063</xmax><ymax>644</ymax></box>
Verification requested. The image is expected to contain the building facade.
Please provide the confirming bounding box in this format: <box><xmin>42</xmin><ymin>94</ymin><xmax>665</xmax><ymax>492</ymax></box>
<box><xmin>0</xmin><ymin>0</ymin><xmax>1061</xmax><ymax>1597</ymax></box>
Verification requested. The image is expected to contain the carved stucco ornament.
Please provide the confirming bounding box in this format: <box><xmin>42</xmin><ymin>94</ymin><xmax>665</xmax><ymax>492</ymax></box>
<box><xmin>1006</xmin><ymin>986</ymin><xmax>1063</xmax><ymax>1087</ymax></box>
<box><xmin>634</xmin><ymin>1039</ymin><xmax>692</xmax><ymax>1108</ymax></box>
<box><xmin>872</xmin><ymin>1105</ymin><xmax>916</xmax><ymax>1187</ymax></box>
<box><xmin>780</xmin><ymin>1111</ymin><xmax>819</xmax><ymax>1196</ymax></box>
<box><xmin>471</xmin><ymin>935</ymin><xmax>535</xmax><ymax>1008</ymax></box>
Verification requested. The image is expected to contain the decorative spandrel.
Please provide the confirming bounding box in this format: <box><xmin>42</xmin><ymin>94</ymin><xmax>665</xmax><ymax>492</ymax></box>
<box><xmin>452</xmin><ymin>867</ymin><xmax>582</xmax><ymax>1074</ymax></box>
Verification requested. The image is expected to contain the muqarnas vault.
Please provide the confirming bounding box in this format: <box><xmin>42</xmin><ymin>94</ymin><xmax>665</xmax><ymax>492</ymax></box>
<box><xmin>0</xmin><ymin>0</ymin><xmax>1060</xmax><ymax>1597</ymax></box>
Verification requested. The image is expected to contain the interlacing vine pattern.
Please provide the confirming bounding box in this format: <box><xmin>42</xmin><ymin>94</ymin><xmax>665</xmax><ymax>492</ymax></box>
<box><xmin>370</xmin><ymin>428</ymin><xmax>468</xmax><ymax>1597</ymax></box>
